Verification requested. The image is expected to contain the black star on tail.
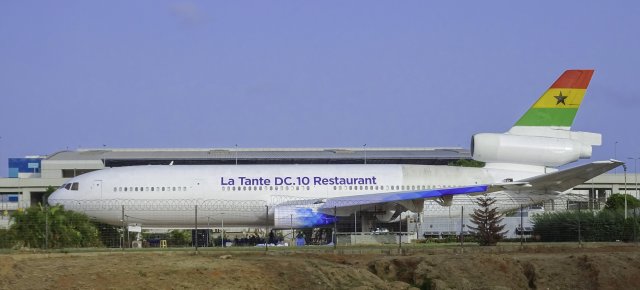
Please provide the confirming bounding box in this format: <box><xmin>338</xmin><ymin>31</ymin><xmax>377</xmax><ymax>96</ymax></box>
<box><xmin>554</xmin><ymin>91</ymin><xmax>567</xmax><ymax>105</ymax></box>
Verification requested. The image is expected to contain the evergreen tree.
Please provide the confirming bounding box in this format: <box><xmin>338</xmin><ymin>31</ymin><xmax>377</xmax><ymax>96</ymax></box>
<box><xmin>468</xmin><ymin>195</ymin><xmax>507</xmax><ymax>246</ymax></box>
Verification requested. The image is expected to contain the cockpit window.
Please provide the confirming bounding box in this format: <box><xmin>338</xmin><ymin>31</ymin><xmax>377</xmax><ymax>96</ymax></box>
<box><xmin>64</xmin><ymin>183</ymin><xmax>72</xmax><ymax>190</ymax></box>
<box><xmin>71</xmin><ymin>182</ymin><xmax>79</xmax><ymax>191</ymax></box>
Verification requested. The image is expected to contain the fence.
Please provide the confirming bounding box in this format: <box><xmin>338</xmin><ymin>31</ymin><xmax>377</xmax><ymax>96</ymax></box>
<box><xmin>1</xmin><ymin>195</ymin><xmax>638</xmax><ymax>250</ymax></box>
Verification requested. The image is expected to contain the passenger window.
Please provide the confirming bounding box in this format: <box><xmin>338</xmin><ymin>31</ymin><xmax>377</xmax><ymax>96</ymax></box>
<box><xmin>151</xmin><ymin>187</ymin><xmax>154</xmax><ymax>192</ymax></box>
<box><xmin>124</xmin><ymin>187</ymin><xmax>128</xmax><ymax>192</ymax></box>
<box><xmin>162</xmin><ymin>187</ymin><xmax>165</xmax><ymax>191</ymax></box>
<box><xmin>172</xmin><ymin>187</ymin><xmax>176</xmax><ymax>191</ymax></box>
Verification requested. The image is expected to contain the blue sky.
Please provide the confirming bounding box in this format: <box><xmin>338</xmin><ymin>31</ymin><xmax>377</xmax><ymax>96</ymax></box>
<box><xmin>1</xmin><ymin>1</ymin><xmax>639</xmax><ymax>177</ymax></box>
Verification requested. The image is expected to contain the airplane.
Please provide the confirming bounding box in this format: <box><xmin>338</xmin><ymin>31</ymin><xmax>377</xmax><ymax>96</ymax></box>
<box><xmin>48</xmin><ymin>69</ymin><xmax>622</xmax><ymax>229</ymax></box>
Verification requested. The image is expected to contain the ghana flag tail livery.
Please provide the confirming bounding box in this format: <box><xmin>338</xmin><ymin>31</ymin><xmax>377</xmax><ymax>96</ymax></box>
<box><xmin>472</xmin><ymin>69</ymin><xmax>602</xmax><ymax>169</ymax></box>
<box><xmin>513</xmin><ymin>69</ymin><xmax>594</xmax><ymax>130</ymax></box>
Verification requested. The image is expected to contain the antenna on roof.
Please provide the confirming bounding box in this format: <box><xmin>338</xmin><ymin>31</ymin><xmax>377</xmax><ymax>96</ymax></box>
<box><xmin>169</xmin><ymin>161</ymin><xmax>174</xmax><ymax>166</ymax></box>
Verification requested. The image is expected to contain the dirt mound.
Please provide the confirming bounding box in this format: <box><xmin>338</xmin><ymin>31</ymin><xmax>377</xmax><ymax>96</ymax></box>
<box><xmin>1</xmin><ymin>245</ymin><xmax>639</xmax><ymax>289</ymax></box>
<box><xmin>367</xmin><ymin>249</ymin><xmax>640</xmax><ymax>290</ymax></box>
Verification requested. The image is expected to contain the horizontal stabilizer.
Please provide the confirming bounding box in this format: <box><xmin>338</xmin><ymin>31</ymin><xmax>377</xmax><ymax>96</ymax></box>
<box><xmin>505</xmin><ymin>160</ymin><xmax>623</xmax><ymax>193</ymax></box>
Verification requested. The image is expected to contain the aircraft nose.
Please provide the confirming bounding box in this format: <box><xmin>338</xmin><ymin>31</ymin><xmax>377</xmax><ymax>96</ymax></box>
<box><xmin>47</xmin><ymin>188</ymin><xmax>64</xmax><ymax>205</ymax></box>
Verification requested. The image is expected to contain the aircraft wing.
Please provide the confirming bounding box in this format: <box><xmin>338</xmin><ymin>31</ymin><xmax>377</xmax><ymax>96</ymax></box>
<box><xmin>314</xmin><ymin>160</ymin><xmax>622</xmax><ymax>215</ymax></box>
<box><xmin>317</xmin><ymin>185</ymin><xmax>489</xmax><ymax>215</ymax></box>
<box><xmin>487</xmin><ymin>159</ymin><xmax>623</xmax><ymax>194</ymax></box>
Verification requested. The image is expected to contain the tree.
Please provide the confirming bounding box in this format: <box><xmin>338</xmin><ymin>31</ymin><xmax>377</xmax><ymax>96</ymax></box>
<box><xmin>448</xmin><ymin>159</ymin><xmax>486</xmax><ymax>168</ymax></box>
<box><xmin>468</xmin><ymin>195</ymin><xmax>507</xmax><ymax>246</ymax></box>
<box><xmin>604</xmin><ymin>194</ymin><xmax>640</xmax><ymax>211</ymax></box>
<box><xmin>168</xmin><ymin>230</ymin><xmax>192</xmax><ymax>247</ymax></box>
<box><xmin>44</xmin><ymin>186</ymin><xmax>57</xmax><ymax>205</ymax></box>
<box><xmin>8</xmin><ymin>204</ymin><xmax>102</xmax><ymax>249</ymax></box>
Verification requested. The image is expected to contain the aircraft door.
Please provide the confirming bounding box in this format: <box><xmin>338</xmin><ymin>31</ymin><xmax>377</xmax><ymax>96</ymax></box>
<box><xmin>91</xmin><ymin>180</ymin><xmax>103</xmax><ymax>199</ymax></box>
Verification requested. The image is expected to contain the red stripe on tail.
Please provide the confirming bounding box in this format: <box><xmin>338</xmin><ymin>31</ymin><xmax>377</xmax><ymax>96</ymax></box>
<box><xmin>549</xmin><ymin>69</ymin><xmax>594</xmax><ymax>89</ymax></box>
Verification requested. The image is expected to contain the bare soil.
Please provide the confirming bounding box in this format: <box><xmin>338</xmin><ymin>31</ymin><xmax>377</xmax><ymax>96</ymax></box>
<box><xmin>1</xmin><ymin>244</ymin><xmax>640</xmax><ymax>289</ymax></box>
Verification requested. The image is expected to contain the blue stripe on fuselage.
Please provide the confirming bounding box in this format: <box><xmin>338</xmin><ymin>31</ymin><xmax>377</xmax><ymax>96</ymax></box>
<box><xmin>381</xmin><ymin>185</ymin><xmax>489</xmax><ymax>202</ymax></box>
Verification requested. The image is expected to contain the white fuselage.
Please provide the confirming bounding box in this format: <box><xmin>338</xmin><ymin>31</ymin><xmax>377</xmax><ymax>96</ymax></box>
<box><xmin>49</xmin><ymin>164</ymin><xmax>542</xmax><ymax>228</ymax></box>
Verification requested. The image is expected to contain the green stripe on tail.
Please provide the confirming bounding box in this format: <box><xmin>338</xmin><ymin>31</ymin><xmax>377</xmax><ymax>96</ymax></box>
<box><xmin>514</xmin><ymin>108</ymin><xmax>578</xmax><ymax>127</ymax></box>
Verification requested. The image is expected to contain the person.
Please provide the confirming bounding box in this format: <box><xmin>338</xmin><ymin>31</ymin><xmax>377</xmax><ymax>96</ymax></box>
<box><xmin>296</xmin><ymin>231</ymin><xmax>305</xmax><ymax>246</ymax></box>
<box><xmin>268</xmin><ymin>230</ymin><xmax>275</xmax><ymax>244</ymax></box>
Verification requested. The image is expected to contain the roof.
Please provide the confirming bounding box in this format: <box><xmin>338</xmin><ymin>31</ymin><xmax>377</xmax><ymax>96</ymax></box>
<box><xmin>44</xmin><ymin>147</ymin><xmax>470</xmax><ymax>166</ymax></box>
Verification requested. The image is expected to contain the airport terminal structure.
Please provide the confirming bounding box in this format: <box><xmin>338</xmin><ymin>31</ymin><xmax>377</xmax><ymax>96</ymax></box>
<box><xmin>0</xmin><ymin>147</ymin><xmax>636</xmax><ymax>240</ymax></box>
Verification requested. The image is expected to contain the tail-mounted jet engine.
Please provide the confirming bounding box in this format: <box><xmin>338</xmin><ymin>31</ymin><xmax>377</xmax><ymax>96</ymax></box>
<box><xmin>471</xmin><ymin>131</ymin><xmax>601</xmax><ymax>167</ymax></box>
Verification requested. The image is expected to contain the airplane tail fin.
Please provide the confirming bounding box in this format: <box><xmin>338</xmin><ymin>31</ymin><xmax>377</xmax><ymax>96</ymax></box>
<box><xmin>511</xmin><ymin>69</ymin><xmax>594</xmax><ymax>132</ymax></box>
<box><xmin>472</xmin><ymin>69</ymin><xmax>602</xmax><ymax>170</ymax></box>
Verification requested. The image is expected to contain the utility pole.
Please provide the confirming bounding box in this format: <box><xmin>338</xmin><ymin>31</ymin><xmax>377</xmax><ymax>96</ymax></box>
<box><xmin>221</xmin><ymin>213</ymin><xmax>225</xmax><ymax>248</ymax></box>
<box><xmin>460</xmin><ymin>206</ymin><xmax>464</xmax><ymax>248</ymax></box>
<box><xmin>265</xmin><ymin>205</ymin><xmax>269</xmax><ymax>252</ymax></box>
<box><xmin>354</xmin><ymin>208</ymin><xmax>357</xmax><ymax>234</ymax></box>
<box><xmin>195</xmin><ymin>205</ymin><xmax>198</xmax><ymax>252</ymax></box>
<box><xmin>615</xmin><ymin>141</ymin><xmax>619</xmax><ymax>173</ymax></box>
<box><xmin>624</xmin><ymin>164</ymin><xmax>628</xmax><ymax>219</ymax></box>
<box><xmin>333</xmin><ymin>206</ymin><xmax>337</xmax><ymax>249</ymax></box>
<box><xmin>398</xmin><ymin>214</ymin><xmax>402</xmax><ymax>250</ymax></box>
<box><xmin>363</xmin><ymin>144</ymin><xmax>367</xmax><ymax>165</ymax></box>
<box><xmin>629</xmin><ymin>157</ymin><xmax>638</xmax><ymax>199</ymax></box>
<box><xmin>121</xmin><ymin>205</ymin><xmax>125</xmax><ymax>250</ymax></box>
<box><xmin>45</xmin><ymin>204</ymin><xmax>48</xmax><ymax>250</ymax></box>
<box><xmin>520</xmin><ymin>205</ymin><xmax>524</xmax><ymax>246</ymax></box>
